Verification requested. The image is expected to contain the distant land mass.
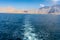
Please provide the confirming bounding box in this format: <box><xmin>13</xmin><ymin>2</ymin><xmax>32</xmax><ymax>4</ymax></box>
<box><xmin>0</xmin><ymin>4</ymin><xmax>60</xmax><ymax>15</ymax></box>
<box><xmin>37</xmin><ymin>4</ymin><xmax>60</xmax><ymax>15</ymax></box>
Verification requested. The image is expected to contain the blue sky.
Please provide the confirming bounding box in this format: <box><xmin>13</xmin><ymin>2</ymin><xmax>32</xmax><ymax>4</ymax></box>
<box><xmin>0</xmin><ymin>0</ymin><xmax>60</xmax><ymax>10</ymax></box>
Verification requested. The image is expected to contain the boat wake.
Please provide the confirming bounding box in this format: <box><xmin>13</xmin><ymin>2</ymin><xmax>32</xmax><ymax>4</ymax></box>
<box><xmin>23</xmin><ymin>15</ymin><xmax>39</xmax><ymax>40</ymax></box>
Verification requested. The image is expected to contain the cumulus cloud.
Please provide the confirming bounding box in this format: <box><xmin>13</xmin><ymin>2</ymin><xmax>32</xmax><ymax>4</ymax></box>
<box><xmin>40</xmin><ymin>4</ymin><xmax>45</xmax><ymax>7</ymax></box>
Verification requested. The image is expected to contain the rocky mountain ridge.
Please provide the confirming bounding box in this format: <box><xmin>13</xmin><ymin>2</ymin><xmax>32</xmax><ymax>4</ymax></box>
<box><xmin>38</xmin><ymin>4</ymin><xmax>60</xmax><ymax>14</ymax></box>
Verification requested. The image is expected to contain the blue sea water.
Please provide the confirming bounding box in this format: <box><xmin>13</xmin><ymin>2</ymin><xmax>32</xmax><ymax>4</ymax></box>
<box><xmin>0</xmin><ymin>13</ymin><xmax>60</xmax><ymax>40</ymax></box>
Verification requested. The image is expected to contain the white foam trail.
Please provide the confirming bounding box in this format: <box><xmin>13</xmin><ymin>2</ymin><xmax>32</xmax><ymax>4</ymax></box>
<box><xmin>23</xmin><ymin>15</ymin><xmax>38</xmax><ymax>40</ymax></box>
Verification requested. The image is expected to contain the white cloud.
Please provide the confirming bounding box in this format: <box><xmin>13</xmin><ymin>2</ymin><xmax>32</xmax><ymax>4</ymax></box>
<box><xmin>52</xmin><ymin>0</ymin><xmax>60</xmax><ymax>1</ymax></box>
<box><xmin>40</xmin><ymin>4</ymin><xmax>45</xmax><ymax>7</ymax></box>
<box><xmin>52</xmin><ymin>0</ymin><xmax>60</xmax><ymax>3</ymax></box>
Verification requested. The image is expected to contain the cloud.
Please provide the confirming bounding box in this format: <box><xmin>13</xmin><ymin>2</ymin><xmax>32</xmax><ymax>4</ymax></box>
<box><xmin>52</xmin><ymin>0</ymin><xmax>60</xmax><ymax>3</ymax></box>
<box><xmin>40</xmin><ymin>4</ymin><xmax>45</xmax><ymax>7</ymax></box>
<box><xmin>52</xmin><ymin>0</ymin><xmax>60</xmax><ymax>1</ymax></box>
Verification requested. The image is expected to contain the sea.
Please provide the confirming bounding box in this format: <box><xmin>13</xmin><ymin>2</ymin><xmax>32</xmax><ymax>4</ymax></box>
<box><xmin>0</xmin><ymin>13</ymin><xmax>60</xmax><ymax>40</ymax></box>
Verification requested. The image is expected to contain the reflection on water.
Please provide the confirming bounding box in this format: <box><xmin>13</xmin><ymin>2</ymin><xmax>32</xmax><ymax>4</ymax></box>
<box><xmin>0</xmin><ymin>14</ymin><xmax>60</xmax><ymax>40</ymax></box>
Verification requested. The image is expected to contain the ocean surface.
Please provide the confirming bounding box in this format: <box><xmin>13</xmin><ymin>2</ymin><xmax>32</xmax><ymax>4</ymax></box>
<box><xmin>0</xmin><ymin>13</ymin><xmax>60</xmax><ymax>40</ymax></box>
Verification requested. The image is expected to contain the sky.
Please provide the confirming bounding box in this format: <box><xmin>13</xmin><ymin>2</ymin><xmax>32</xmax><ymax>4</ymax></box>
<box><xmin>0</xmin><ymin>0</ymin><xmax>60</xmax><ymax>10</ymax></box>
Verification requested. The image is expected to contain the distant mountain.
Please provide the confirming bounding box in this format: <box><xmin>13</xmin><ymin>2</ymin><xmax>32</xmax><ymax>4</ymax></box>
<box><xmin>38</xmin><ymin>4</ymin><xmax>60</xmax><ymax>14</ymax></box>
<box><xmin>38</xmin><ymin>6</ymin><xmax>50</xmax><ymax>14</ymax></box>
<box><xmin>48</xmin><ymin>5</ymin><xmax>60</xmax><ymax>13</ymax></box>
<box><xmin>39</xmin><ymin>6</ymin><xmax>49</xmax><ymax>9</ymax></box>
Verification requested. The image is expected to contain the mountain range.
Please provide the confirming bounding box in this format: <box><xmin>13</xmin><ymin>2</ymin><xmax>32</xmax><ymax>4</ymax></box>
<box><xmin>0</xmin><ymin>4</ymin><xmax>60</xmax><ymax>14</ymax></box>
<box><xmin>38</xmin><ymin>4</ymin><xmax>60</xmax><ymax>14</ymax></box>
